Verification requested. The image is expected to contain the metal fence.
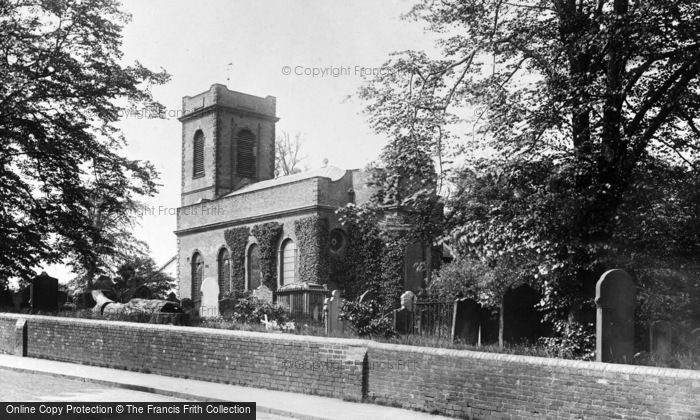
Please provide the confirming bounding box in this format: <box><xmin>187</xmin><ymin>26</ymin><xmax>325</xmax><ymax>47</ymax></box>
<box><xmin>411</xmin><ymin>300</ymin><xmax>454</xmax><ymax>337</ymax></box>
<box><xmin>274</xmin><ymin>286</ymin><xmax>329</xmax><ymax>325</ymax></box>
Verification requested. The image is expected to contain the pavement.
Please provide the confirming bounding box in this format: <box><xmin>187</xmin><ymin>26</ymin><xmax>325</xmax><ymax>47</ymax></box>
<box><xmin>0</xmin><ymin>354</ymin><xmax>454</xmax><ymax>420</ymax></box>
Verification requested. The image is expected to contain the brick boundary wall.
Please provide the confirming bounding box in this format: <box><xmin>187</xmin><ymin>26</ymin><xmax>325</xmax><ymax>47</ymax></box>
<box><xmin>366</xmin><ymin>342</ymin><xmax>700</xmax><ymax>419</ymax></box>
<box><xmin>1</xmin><ymin>314</ymin><xmax>699</xmax><ymax>419</ymax></box>
<box><xmin>0</xmin><ymin>314</ymin><xmax>366</xmax><ymax>402</ymax></box>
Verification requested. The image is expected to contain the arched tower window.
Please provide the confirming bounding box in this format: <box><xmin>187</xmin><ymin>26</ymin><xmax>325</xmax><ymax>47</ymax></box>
<box><xmin>237</xmin><ymin>129</ymin><xmax>256</xmax><ymax>178</ymax></box>
<box><xmin>193</xmin><ymin>130</ymin><xmax>205</xmax><ymax>177</ymax></box>
<box><xmin>248</xmin><ymin>244</ymin><xmax>261</xmax><ymax>290</ymax></box>
<box><xmin>217</xmin><ymin>248</ymin><xmax>231</xmax><ymax>298</ymax></box>
<box><xmin>191</xmin><ymin>252</ymin><xmax>204</xmax><ymax>302</ymax></box>
<box><xmin>280</xmin><ymin>239</ymin><xmax>297</xmax><ymax>286</ymax></box>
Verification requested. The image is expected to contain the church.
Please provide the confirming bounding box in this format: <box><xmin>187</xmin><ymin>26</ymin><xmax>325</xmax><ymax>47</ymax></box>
<box><xmin>174</xmin><ymin>84</ymin><xmax>427</xmax><ymax>308</ymax></box>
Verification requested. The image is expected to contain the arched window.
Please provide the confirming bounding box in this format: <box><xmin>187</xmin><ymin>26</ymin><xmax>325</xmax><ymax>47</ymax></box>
<box><xmin>191</xmin><ymin>252</ymin><xmax>204</xmax><ymax>302</ymax></box>
<box><xmin>248</xmin><ymin>244</ymin><xmax>261</xmax><ymax>290</ymax></box>
<box><xmin>193</xmin><ymin>130</ymin><xmax>205</xmax><ymax>177</ymax></box>
<box><xmin>280</xmin><ymin>239</ymin><xmax>297</xmax><ymax>286</ymax></box>
<box><xmin>237</xmin><ymin>129</ymin><xmax>256</xmax><ymax>178</ymax></box>
<box><xmin>217</xmin><ymin>248</ymin><xmax>231</xmax><ymax>298</ymax></box>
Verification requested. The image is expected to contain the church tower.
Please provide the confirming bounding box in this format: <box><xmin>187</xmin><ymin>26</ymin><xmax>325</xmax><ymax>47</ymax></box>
<box><xmin>179</xmin><ymin>84</ymin><xmax>278</xmax><ymax>206</ymax></box>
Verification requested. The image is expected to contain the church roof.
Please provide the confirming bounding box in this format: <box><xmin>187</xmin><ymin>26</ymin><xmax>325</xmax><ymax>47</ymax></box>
<box><xmin>224</xmin><ymin>165</ymin><xmax>348</xmax><ymax>197</ymax></box>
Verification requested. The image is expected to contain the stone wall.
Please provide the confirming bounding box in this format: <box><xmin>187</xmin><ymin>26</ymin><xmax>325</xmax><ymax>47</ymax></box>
<box><xmin>1</xmin><ymin>313</ymin><xmax>699</xmax><ymax>419</ymax></box>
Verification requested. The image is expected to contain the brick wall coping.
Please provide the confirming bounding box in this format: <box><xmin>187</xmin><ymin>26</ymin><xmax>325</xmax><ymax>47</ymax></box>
<box><xmin>0</xmin><ymin>313</ymin><xmax>367</xmax><ymax>347</ymax></box>
<box><xmin>366</xmin><ymin>340</ymin><xmax>700</xmax><ymax>380</ymax></box>
<box><xmin>3</xmin><ymin>312</ymin><xmax>700</xmax><ymax>380</ymax></box>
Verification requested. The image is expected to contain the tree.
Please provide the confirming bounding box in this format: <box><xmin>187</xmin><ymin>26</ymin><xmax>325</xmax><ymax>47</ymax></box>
<box><xmin>360</xmin><ymin>1</ymin><xmax>700</xmax><ymax>322</ymax></box>
<box><xmin>274</xmin><ymin>131</ymin><xmax>307</xmax><ymax>177</ymax></box>
<box><xmin>114</xmin><ymin>255</ymin><xmax>175</xmax><ymax>300</ymax></box>
<box><xmin>0</xmin><ymin>0</ymin><xmax>169</xmax><ymax>286</ymax></box>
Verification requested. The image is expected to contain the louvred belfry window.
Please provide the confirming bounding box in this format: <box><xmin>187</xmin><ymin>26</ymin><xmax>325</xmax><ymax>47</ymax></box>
<box><xmin>237</xmin><ymin>129</ymin><xmax>256</xmax><ymax>178</ymax></box>
<box><xmin>193</xmin><ymin>130</ymin><xmax>205</xmax><ymax>177</ymax></box>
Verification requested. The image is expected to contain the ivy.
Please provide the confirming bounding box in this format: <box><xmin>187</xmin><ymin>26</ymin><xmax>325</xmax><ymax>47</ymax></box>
<box><xmin>224</xmin><ymin>227</ymin><xmax>249</xmax><ymax>291</ymax></box>
<box><xmin>294</xmin><ymin>215</ymin><xmax>329</xmax><ymax>284</ymax></box>
<box><xmin>251</xmin><ymin>222</ymin><xmax>283</xmax><ymax>290</ymax></box>
<box><xmin>336</xmin><ymin>204</ymin><xmax>409</xmax><ymax>308</ymax></box>
<box><xmin>380</xmin><ymin>232</ymin><xmax>409</xmax><ymax>309</ymax></box>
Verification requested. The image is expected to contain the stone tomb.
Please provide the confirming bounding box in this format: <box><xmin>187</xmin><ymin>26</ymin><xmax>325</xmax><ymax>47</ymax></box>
<box><xmin>595</xmin><ymin>269</ymin><xmax>635</xmax><ymax>363</ymax></box>
<box><xmin>199</xmin><ymin>277</ymin><xmax>220</xmax><ymax>317</ymax></box>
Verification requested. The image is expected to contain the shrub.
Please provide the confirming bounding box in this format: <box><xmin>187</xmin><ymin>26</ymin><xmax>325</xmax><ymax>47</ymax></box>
<box><xmin>538</xmin><ymin>320</ymin><xmax>595</xmax><ymax>360</ymax></box>
<box><xmin>231</xmin><ymin>296</ymin><xmax>289</xmax><ymax>325</ymax></box>
<box><xmin>338</xmin><ymin>299</ymin><xmax>397</xmax><ymax>339</ymax></box>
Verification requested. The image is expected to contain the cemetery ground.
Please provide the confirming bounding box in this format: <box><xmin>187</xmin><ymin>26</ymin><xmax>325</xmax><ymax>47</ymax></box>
<box><xmin>4</xmin><ymin>286</ymin><xmax>699</xmax><ymax>371</ymax></box>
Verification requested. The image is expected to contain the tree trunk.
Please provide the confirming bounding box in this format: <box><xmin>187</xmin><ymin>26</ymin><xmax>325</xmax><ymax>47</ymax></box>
<box><xmin>498</xmin><ymin>296</ymin><xmax>504</xmax><ymax>349</ymax></box>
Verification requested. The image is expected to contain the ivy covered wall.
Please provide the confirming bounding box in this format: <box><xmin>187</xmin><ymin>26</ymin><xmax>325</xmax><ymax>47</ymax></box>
<box><xmin>334</xmin><ymin>205</ymin><xmax>411</xmax><ymax>307</ymax></box>
<box><xmin>294</xmin><ymin>215</ymin><xmax>330</xmax><ymax>285</ymax></box>
<box><xmin>251</xmin><ymin>222</ymin><xmax>283</xmax><ymax>290</ymax></box>
<box><xmin>224</xmin><ymin>226</ymin><xmax>250</xmax><ymax>291</ymax></box>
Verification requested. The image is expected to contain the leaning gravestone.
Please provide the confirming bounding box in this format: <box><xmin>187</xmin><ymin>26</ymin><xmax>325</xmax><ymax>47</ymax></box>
<box><xmin>199</xmin><ymin>277</ymin><xmax>220</xmax><ymax>318</ymax></box>
<box><xmin>650</xmin><ymin>320</ymin><xmax>673</xmax><ymax>360</ymax></box>
<box><xmin>595</xmin><ymin>269</ymin><xmax>635</xmax><ymax>363</ymax></box>
<box><xmin>452</xmin><ymin>298</ymin><xmax>481</xmax><ymax>345</ymax></box>
<box><xmin>252</xmin><ymin>284</ymin><xmax>273</xmax><ymax>304</ymax></box>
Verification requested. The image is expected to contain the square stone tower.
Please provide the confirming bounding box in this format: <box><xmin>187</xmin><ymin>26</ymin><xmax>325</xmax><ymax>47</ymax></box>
<box><xmin>179</xmin><ymin>84</ymin><xmax>278</xmax><ymax>206</ymax></box>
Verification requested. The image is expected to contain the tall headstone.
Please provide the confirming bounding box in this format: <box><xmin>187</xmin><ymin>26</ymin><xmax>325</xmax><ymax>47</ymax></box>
<box><xmin>200</xmin><ymin>277</ymin><xmax>220</xmax><ymax>318</ymax></box>
<box><xmin>595</xmin><ymin>269</ymin><xmax>635</xmax><ymax>363</ymax></box>
<box><xmin>452</xmin><ymin>298</ymin><xmax>481</xmax><ymax>345</ymax></box>
<box><xmin>650</xmin><ymin>320</ymin><xmax>673</xmax><ymax>360</ymax></box>
<box><xmin>393</xmin><ymin>291</ymin><xmax>418</xmax><ymax>334</ymax></box>
<box><xmin>324</xmin><ymin>290</ymin><xmax>343</xmax><ymax>335</ymax></box>
<box><xmin>30</xmin><ymin>272</ymin><xmax>59</xmax><ymax>311</ymax></box>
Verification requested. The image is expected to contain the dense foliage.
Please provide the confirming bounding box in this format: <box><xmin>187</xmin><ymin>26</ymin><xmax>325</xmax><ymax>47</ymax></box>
<box><xmin>251</xmin><ymin>222</ymin><xmax>283</xmax><ymax>290</ymax></box>
<box><xmin>0</xmin><ymin>0</ymin><xmax>169</xmax><ymax>286</ymax></box>
<box><xmin>224</xmin><ymin>227</ymin><xmax>250</xmax><ymax>291</ymax></box>
<box><xmin>338</xmin><ymin>299</ymin><xmax>397</xmax><ymax>338</ymax></box>
<box><xmin>360</xmin><ymin>0</ymin><xmax>700</xmax><ymax>328</ymax></box>
<box><xmin>294</xmin><ymin>216</ymin><xmax>330</xmax><ymax>284</ymax></box>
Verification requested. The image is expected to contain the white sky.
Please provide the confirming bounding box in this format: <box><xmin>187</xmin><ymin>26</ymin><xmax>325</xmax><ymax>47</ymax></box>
<box><xmin>47</xmin><ymin>0</ymin><xmax>436</xmax><ymax>280</ymax></box>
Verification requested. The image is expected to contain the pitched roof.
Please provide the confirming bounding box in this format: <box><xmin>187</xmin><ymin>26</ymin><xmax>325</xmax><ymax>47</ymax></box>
<box><xmin>224</xmin><ymin>165</ymin><xmax>348</xmax><ymax>197</ymax></box>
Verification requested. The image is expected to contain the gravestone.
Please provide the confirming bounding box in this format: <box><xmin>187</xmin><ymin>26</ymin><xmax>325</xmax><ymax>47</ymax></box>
<box><xmin>650</xmin><ymin>320</ymin><xmax>673</xmax><ymax>360</ymax></box>
<box><xmin>400</xmin><ymin>291</ymin><xmax>416</xmax><ymax>312</ymax></box>
<box><xmin>393</xmin><ymin>291</ymin><xmax>418</xmax><ymax>334</ymax></box>
<box><xmin>252</xmin><ymin>284</ymin><xmax>273</xmax><ymax>303</ymax></box>
<box><xmin>324</xmin><ymin>290</ymin><xmax>343</xmax><ymax>335</ymax></box>
<box><xmin>452</xmin><ymin>298</ymin><xmax>481</xmax><ymax>345</ymax></box>
<box><xmin>199</xmin><ymin>277</ymin><xmax>220</xmax><ymax>317</ymax></box>
<box><xmin>595</xmin><ymin>269</ymin><xmax>635</xmax><ymax>363</ymax></box>
<box><xmin>31</xmin><ymin>272</ymin><xmax>59</xmax><ymax>311</ymax></box>
<box><xmin>503</xmin><ymin>284</ymin><xmax>543</xmax><ymax>343</ymax></box>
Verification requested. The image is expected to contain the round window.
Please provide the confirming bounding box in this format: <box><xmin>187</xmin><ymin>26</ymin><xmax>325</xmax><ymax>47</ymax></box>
<box><xmin>330</xmin><ymin>229</ymin><xmax>347</xmax><ymax>253</ymax></box>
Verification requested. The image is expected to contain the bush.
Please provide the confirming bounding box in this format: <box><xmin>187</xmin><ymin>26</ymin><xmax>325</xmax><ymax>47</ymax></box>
<box><xmin>231</xmin><ymin>296</ymin><xmax>289</xmax><ymax>325</ymax></box>
<box><xmin>338</xmin><ymin>299</ymin><xmax>397</xmax><ymax>339</ymax></box>
<box><xmin>427</xmin><ymin>258</ymin><xmax>491</xmax><ymax>301</ymax></box>
<box><xmin>538</xmin><ymin>320</ymin><xmax>595</xmax><ymax>360</ymax></box>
